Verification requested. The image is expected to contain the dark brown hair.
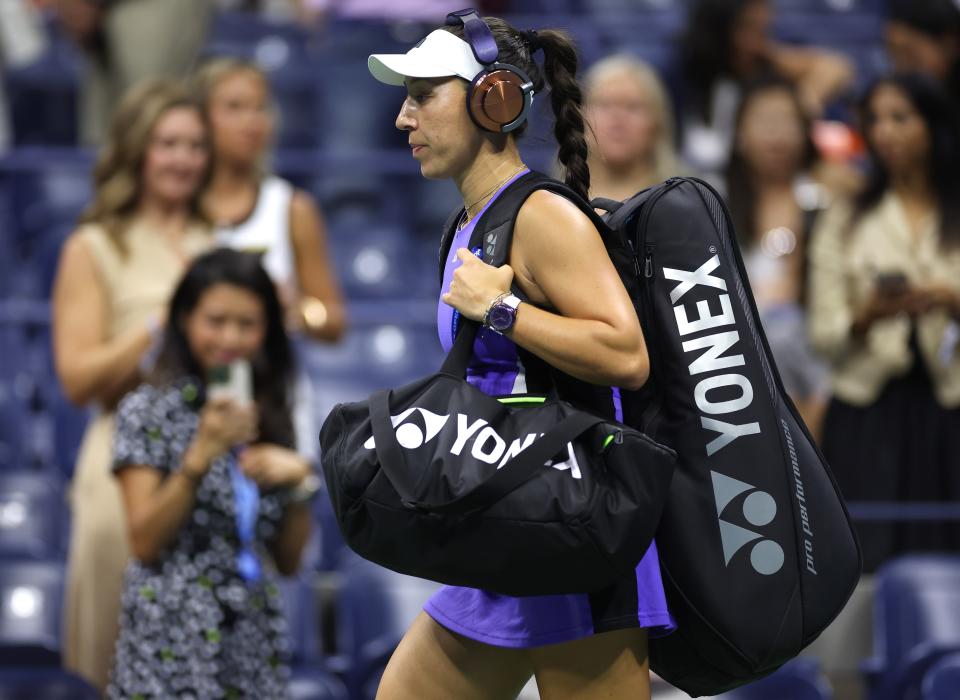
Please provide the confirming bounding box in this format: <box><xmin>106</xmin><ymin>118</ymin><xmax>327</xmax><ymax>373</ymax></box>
<box><xmin>725</xmin><ymin>76</ymin><xmax>818</xmax><ymax>249</ymax></box>
<box><xmin>151</xmin><ymin>248</ymin><xmax>295</xmax><ymax>448</ymax></box>
<box><xmin>854</xmin><ymin>73</ymin><xmax>960</xmax><ymax>248</ymax></box>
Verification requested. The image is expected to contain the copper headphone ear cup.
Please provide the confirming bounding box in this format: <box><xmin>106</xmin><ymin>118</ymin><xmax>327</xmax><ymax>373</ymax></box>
<box><xmin>469</xmin><ymin>69</ymin><xmax>529</xmax><ymax>133</ymax></box>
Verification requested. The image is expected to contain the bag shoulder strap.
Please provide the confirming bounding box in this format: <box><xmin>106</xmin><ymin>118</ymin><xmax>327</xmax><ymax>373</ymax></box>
<box><xmin>437</xmin><ymin>171</ymin><xmax>609</xmax><ymax>282</ymax></box>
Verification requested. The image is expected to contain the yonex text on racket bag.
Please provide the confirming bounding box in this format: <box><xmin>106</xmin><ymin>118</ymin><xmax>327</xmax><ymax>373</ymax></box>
<box><xmin>446</xmin><ymin>172</ymin><xmax>861</xmax><ymax>696</ymax></box>
<box><xmin>319</xmin><ymin>307</ymin><xmax>676</xmax><ymax>595</ymax></box>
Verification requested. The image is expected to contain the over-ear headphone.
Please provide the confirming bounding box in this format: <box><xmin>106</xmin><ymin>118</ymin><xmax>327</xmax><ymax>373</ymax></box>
<box><xmin>445</xmin><ymin>9</ymin><xmax>534</xmax><ymax>134</ymax></box>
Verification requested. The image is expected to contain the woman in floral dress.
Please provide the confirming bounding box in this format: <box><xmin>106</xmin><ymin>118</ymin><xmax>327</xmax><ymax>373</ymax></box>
<box><xmin>106</xmin><ymin>249</ymin><xmax>318</xmax><ymax>699</ymax></box>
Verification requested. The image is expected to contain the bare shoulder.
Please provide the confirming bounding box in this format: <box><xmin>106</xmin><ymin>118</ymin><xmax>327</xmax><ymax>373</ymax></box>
<box><xmin>290</xmin><ymin>188</ymin><xmax>319</xmax><ymax>213</ymax></box>
<box><xmin>515</xmin><ymin>189</ymin><xmax>597</xmax><ymax>246</ymax></box>
<box><xmin>290</xmin><ymin>188</ymin><xmax>322</xmax><ymax>221</ymax></box>
<box><xmin>57</xmin><ymin>227</ymin><xmax>100</xmax><ymax>274</ymax></box>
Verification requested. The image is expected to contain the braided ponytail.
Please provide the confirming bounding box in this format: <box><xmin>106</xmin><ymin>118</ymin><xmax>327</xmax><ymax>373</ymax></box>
<box><xmin>536</xmin><ymin>30</ymin><xmax>590</xmax><ymax>201</ymax></box>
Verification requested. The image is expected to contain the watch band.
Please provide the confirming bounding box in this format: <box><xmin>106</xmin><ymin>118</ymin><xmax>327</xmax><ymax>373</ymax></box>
<box><xmin>501</xmin><ymin>294</ymin><xmax>522</xmax><ymax>312</ymax></box>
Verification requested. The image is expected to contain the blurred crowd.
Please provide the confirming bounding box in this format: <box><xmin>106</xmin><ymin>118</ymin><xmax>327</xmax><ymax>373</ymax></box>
<box><xmin>1</xmin><ymin>0</ymin><xmax>960</xmax><ymax>697</ymax></box>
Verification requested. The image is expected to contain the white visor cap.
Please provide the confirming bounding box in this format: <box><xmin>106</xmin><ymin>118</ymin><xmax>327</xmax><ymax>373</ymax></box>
<box><xmin>368</xmin><ymin>29</ymin><xmax>485</xmax><ymax>86</ymax></box>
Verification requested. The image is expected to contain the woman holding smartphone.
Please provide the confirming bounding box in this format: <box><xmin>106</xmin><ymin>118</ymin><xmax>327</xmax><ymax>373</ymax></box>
<box><xmin>192</xmin><ymin>57</ymin><xmax>346</xmax><ymax>459</ymax></box>
<box><xmin>106</xmin><ymin>248</ymin><xmax>316</xmax><ymax>699</ymax></box>
<box><xmin>808</xmin><ymin>73</ymin><xmax>960</xmax><ymax>572</ymax></box>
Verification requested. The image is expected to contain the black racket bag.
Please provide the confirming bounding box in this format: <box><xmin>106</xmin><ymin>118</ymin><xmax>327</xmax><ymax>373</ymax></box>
<box><xmin>456</xmin><ymin>172</ymin><xmax>861</xmax><ymax>696</ymax></box>
<box><xmin>605</xmin><ymin>177</ymin><xmax>861</xmax><ymax>695</ymax></box>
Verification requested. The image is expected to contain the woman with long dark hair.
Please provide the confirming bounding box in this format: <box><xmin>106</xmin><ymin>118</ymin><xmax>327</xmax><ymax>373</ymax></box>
<box><xmin>366</xmin><ymin>11</ymin><xmax>672</xmax><ymax>699</ymax></box>
<box><xmin>725</xmin><ymin>76</ymin><xmax>830</xmax><ymax>437</ymax></box>
<box><xmin>677</xmin><ymin>0</ymin><xmax>852</xmax><ymax>176</ymax></box>
<box><xmin>106</xmin><ymin>248</ymin><xmax>315</xmax><ymax>698</ymax></box>
<box><xmin>808</xmin><ymin>73</ymin><xmax>960</xmax><ymax>572</ymax></box>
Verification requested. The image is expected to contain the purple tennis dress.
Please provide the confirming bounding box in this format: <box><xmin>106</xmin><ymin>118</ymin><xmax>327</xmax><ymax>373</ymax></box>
<box><xmin>425</xmin><ymin>170</ymin><xmax>675</xmax><ymax>648</ymax></box>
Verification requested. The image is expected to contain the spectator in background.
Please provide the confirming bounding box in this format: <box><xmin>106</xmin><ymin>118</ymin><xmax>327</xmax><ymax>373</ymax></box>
<box><xmin>192</xmin><ymin>57</ymin><xmax>346</xmax><ymax>458</ymax></box>
<box><xmin>0</xmin><ymin>0</ymin><xmax>47</xmax><ymax>151</ymax></box>
<box><xmin>52</xmin><ymin>80</ymin><xmax>213</xmax><ymax>691</ymax></box>
<box><xmin>808</xmin><ymin>74</ymin><xmax>960</xmax><ymax>572</ymax></box>
<box><xmin>583</xmin><ymin>54</ymin><xmax>684</xmax><ymax>201</ymax></box>
<box><xmin>885</xmin><ymin>0</ymin><xmax>960</xmax><ymax>105</ymax></box>
<box><xmin>107</xmin><ymin>248</ymin><xmax>315</xmax><ymax>699</ymax></box>
<box><xmin>47</xmin><ymin>0</ymin><xmax>215</xmax><ymax>144</ymax></box>
<box><xmin>725</xmin><ymin>77</ymin><xmax>831</xmax><ymax>438</ymax></box>
<box><xmin>676</xmin><ymin>0</ymin><xmax>853</xmax><ymax>179</ymax></box>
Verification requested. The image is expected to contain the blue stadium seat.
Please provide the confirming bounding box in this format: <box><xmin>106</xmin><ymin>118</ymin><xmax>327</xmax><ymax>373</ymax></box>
<box><xmin>328</xmin><ymin>221</ymin><xmax>437</xmax><ymax>301</ymax></box>
<box><xmin>327</xmin><ymin>554</ymin><xmax>400</xmax><ymax>700</ymax></box>
<box><xmin>303</xmin><ymin>320</ymin><xmax>444</xmax><ymax>389</ymax></box>
<box><xmin>0</xmin><ymin>560</ymin><xmax>65</xmax><ymax>667</ymax></box>
<box><xmin>288</xmin><ymin>672</ymin><xmax>348</xmax><ymax>700</ymax></box>
<box><xmin>0</xmin><ymin>388</ymin><xmax>26</xmax><ymax>472</ymax></box>
<box><xmin>716</xmin><ymin>657</ymin><xmax>833</xmax><ymax>699</ymax></box>
<box><xmin>0</xmin><ymin>669</ymin><xmax>98</xmax><ymax>700</ymax></box>
<box><xmin>0</xmin><ymin>315</ymin><xmax>66</xmax><ymax>472</ymax></box>
<box><xmin>279</xmin><ymin>575</ymin><xmax>349</xmax><ymax>700</ymax></box>
<box><xmin>773</xmin><ymin>0</ymin><xmax>883</xmax><ymax>14</ymax></box>
<box><xmin>48</xmin><ymin>392</ymin><xmax>89</xmax><ymax>480</ymax></box>
<box><xmin>862</xmin><ymin>555</ymin><xmax>960</xmax><ymax>700</ymax></box>
<box><xmin>280</xmin><ymin>575</ymin><xmax>322</xmax><ymax>665</ymax></box>
<box><xmin>922</xmin><ymin>651</ymin><xmax>960</xmax><ymax>700</ymax></box>
<box><xmin>313</xmin><ymin>482</ymin><xmax>346</xmax><ymax>572</ymax></box>
<box><xmin>205</xmin><ymin>12</ymin><xmax>322</xmax><ymax>149</ymax></box>
<box><xmin>0</xmin><ymin>473</ymin><xmax>63</xmax><ymax>560</ymax></box>
<box><xmin>4</xmin><ymin>23</ymin><xmax>82</xmax><ymax>147</ymax></box>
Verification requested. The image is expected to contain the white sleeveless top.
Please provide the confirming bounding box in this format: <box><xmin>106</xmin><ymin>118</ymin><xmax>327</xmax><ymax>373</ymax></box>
<box><xmin>214</xmin><ymin>175</ymin><xmax>296</xmax><ymax>288</ymax></box>
<box><xmin>213</xmin><ymin>175</ymin><xmax>319</xmax><ymax>460</ymax></box>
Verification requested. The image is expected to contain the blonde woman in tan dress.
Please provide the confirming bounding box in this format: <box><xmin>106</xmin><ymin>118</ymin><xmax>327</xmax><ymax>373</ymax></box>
<box><xmin>52</xmin><ymin>80</ymin><xmax>214</xmax><ymax>692</ymax></box>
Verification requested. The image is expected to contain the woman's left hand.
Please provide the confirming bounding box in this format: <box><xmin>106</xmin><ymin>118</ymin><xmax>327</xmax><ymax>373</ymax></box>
<box><xmin>238</xmin><ymin>444</ymin><xmax>311</xmax><ymax>489</ymax></box>
<box><xmin>442</xmin><ymin>248</ymin><xmax>514</xmax><ymax>321</ymax></box>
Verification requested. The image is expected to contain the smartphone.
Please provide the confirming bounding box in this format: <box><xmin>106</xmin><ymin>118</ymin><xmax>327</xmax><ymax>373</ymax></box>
<box><xmin>207</xmin><ymin>359</ymin><xmax>253</xmax><ymax>405</ymax></box>
<box><xmin>875</xmin><ymin>272</ymin><xmax>910</xmax><ymax>297</ymax></box>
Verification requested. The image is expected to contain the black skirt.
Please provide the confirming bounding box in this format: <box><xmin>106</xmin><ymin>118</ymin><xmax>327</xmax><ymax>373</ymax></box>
<box><xmin>822</xmin><ymin>350</ymin><xmax>960</xmax><ymax>573</ymax></box>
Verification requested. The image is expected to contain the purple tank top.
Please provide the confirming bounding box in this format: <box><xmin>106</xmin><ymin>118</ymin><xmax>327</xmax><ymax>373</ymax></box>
<box><xmin>427</xmin><ymin>170</ymin><xmax>676</xmax><ymax>648</ymax></box>
<box><xmin>437</xmin><ymin>169</ymin><xmax>531</xmax><ymax>395</ymax></box>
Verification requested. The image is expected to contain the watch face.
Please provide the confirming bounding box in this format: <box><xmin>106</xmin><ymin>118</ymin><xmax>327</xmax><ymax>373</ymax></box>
<box><xmin>488</xmin><ymin>304</ymin><xmax>515</xmax><ymax>331</ymax></box>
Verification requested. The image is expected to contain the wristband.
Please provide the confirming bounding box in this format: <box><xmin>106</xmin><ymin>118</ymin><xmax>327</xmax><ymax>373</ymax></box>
<box><xmin>289</xmin><ymin>473</ymin><xmax>321</xmax><ymax>504</ymax></box>
<box><xmin>301</xmin><ymin>297</ymin><xmax>329</xmax><ymax>332</ymax></box>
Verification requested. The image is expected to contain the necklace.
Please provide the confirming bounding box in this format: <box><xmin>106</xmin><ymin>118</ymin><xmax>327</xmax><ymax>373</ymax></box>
<box><xmin>463</xmin><ymin>165</ymin><xmax>526</xmax><ymax>222</ymax></box>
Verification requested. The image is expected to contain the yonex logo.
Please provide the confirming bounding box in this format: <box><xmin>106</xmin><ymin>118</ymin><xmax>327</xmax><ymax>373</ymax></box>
<box><xmin>711</xmin><ymin>471</ymin><xmax>784</xmax><ymax>575</ymax></box>
<box><xmin>485</xmin><ymin>232</ymin><xmax>498</xmax><ymax>258</ymax></box>
<box><xmin>363</xmin><ymin>408</ymin><xmax>449</xmax><ymax>450</ymax></box>
<box><xmin>363</xmin><ymin>409</ymin><xmax>581</xmax><ymax>478</ymax></box>
<box><xmin>664</xmin><ymin>254</ymin><xmax>762</xmax><ymax>457</ymax></box>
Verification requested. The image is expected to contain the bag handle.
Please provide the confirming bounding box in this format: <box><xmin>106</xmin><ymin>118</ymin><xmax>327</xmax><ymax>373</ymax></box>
<box><xmin>369</xmin><ymin>389</ymin><xmax>604</xmax><ymax>517</ymax></box>
<box><xmin>590</xmin><ymin>197</ymin><xmax>623</xmax><ymax>213</ymax></box>
<box><xmin>439</xmin><ymin>318</ymin><xmax>480</xmax><ymax>378</ymax></box>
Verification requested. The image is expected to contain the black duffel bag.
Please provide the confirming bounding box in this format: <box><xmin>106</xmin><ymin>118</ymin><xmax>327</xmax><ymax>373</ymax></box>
<box><xmin>319</xmin><ymin>320</ymin><xmax>677</xmax><ymax>597</ymax></box>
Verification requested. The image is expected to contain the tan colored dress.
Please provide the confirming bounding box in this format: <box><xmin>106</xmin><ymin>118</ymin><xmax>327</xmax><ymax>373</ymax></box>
<box><xmin>62</xmin><ymin>220</ymin><xmax>211</xmax><ymax>692</ymax></box>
